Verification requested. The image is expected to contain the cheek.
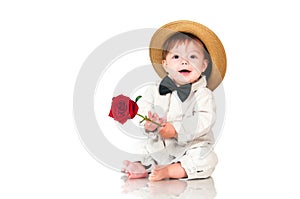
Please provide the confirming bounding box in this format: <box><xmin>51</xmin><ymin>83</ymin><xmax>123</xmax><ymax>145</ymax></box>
<box><xmin>190</xmin><ymin>70</ymin><xmax>201</xmax><ymax>78</ymax></box>
<box><xmin>193</xmin><ymin>71</ymin><xmax>201</xmax><ymax>78</ymax></box>
<box><xmin>164</xmin><ymin>63</ymin><xmax>178</xmax><ymax>73</ymax></box>
<box><xmin>165</xmin><ymin>68</ymin><xmax>178</xmax><ymax>77</ymax></box>
<box><xmin>193</xmin><ymin>61</ymin><xmax>207</xmax><ymax>72</ymax></box>
<box><xmin>189</xmin><ymin>67</ymin><xmax>202</xmax><ymax>80</ymax></box>
<box><xmin>190</xmin><ymin>64</ymin><xmax>202</xmax><ymax>74</ymax></box>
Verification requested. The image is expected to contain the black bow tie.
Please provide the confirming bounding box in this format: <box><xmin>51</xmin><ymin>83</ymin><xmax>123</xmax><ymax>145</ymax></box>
<box><xmin>159</xmin><ymin>76</ymin><xmax>192</xmax><ymax>102</ymax></box>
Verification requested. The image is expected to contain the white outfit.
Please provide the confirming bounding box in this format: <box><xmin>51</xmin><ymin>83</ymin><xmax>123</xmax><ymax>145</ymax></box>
<box><xmin>139</xmin><ymin>76</ymin><xmax>218</xmax><ymax>179</ymax></box>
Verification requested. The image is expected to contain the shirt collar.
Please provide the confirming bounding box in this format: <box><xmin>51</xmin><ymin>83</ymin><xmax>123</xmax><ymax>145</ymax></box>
<box><xmin>191</xmin><ymin>76</ymin><xmax>207</xmax><ymax>92</ymax></box>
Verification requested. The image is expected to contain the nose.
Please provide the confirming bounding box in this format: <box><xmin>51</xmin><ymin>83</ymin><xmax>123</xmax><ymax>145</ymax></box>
<box><xmin>181</xmin><ymin>58</ymin><xmax>188</xmax><ymax>65</ymax></box>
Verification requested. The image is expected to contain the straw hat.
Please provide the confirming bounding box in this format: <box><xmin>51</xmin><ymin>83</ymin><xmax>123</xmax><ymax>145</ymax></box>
<box><xmin>149</xmin><ymin>20</ymin><xmax>226</xmax><ymax>91</ymax></box>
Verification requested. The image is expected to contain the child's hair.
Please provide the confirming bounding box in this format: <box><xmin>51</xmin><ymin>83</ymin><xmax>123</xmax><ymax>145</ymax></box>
<box><xmin>162</xmin><ymin>32</ymin><xmax>212</xmax><ymax>79</ymax></box>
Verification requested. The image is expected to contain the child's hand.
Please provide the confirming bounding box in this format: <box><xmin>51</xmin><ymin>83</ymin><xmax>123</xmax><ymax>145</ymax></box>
<box><xmin>158</xmin><ymin>122</ymin><xmax>177</xmax><ymax>139</ymax></box>
<box><xmin>144</xmin><ymin>111</ymin><xmax>161</xmax><ymax>132</ymax></box>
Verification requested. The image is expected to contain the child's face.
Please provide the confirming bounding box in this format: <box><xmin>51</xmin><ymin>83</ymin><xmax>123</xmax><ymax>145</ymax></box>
<box><xmin>162</xmin><ymin>40</ymin><xmax>208</xmax><ymax>85</ymax></box>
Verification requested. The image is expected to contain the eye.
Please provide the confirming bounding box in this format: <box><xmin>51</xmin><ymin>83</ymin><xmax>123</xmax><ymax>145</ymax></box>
<box><xmin>190</xmin><ymin>55</ymin><xmax>197</xmax><ymax>59</ymax></box>
<box><xmin>172</xmin><ymin>55</ymin><xmax>179</xmax><ymax>59</ymax></box>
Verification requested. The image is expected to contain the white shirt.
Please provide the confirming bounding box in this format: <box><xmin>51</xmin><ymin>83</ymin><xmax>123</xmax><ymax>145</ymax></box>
<box><xmin>139</xmin><ymin>76</ymin><xmax>216</xmax><ymax>163</ymax></box>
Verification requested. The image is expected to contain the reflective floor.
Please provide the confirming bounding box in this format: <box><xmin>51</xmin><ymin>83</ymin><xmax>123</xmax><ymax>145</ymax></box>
<box><xmin>121</xmin><ymin>175</ymin><xmax>216</xmax><ymax>199</ymax></box>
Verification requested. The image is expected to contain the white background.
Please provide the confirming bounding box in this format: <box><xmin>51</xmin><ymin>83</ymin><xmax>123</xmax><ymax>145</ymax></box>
<box><xmin>1</xmin><ymin>0</ymin><xmax>300</xmax><ymax>198</ymax></box>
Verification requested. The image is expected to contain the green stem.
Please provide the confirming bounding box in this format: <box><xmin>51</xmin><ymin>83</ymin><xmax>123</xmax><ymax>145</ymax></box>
<box><xmin>136</xmin><ymin>113</ymin><xmax>162</xmax><ymax>127</ymax></box>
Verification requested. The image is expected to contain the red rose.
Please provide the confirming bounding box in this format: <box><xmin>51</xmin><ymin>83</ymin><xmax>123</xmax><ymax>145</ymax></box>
<box><xmin>108</xmin><ymin>94</ymin><xmax>139</xmax><ymax>124</ymax></box>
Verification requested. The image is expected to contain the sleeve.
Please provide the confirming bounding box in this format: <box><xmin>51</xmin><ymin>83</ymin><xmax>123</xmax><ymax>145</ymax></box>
<box><xmin>137</xmin><ymin>85</ymin><xmax>156</xmax><ymax>117</ymax></box>
<box><xmin>172</xmin><ymin>89</ymin><xmax>216</xmax><ymax>145</ymax></box>
<box><xmin>137</xmin><ymin>85</ymin><xmax>158</xmax><ymax>139</ymax></box>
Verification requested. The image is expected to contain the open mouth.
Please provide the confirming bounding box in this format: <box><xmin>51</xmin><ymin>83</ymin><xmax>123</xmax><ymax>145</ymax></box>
<box><xmin>179</xmin><ymin>69</ymin><xmax>191</xmax><ymax>75</ymax></box>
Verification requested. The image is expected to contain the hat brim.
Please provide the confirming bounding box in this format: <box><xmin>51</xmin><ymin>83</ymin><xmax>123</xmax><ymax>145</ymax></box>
<box><xmin>149</xmin><ymin>20</ymin><xmax>226</xmax><ymax>91</ymax></box>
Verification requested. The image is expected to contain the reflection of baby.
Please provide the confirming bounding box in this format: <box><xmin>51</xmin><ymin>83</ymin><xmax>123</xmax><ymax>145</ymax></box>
<box><xmin>121</xmin><ymin>177</ymin><xmax>216</xmax><ymax>199</ymax></box>
<box><xmin>122</xmin><ymin>20</ymin><xmax>226</xmax><ymax>181</ymax></box>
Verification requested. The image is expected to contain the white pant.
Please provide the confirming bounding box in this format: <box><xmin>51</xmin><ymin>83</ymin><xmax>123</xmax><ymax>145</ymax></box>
<box><xmin>142</xmin><ymin>146</ymin><xmax>218</xmax><ymax>180</ymax></box>
<box><xmin>179</xmin><ymin>148</ymin><xmax>218</xmax><ymax>179</ymax></box>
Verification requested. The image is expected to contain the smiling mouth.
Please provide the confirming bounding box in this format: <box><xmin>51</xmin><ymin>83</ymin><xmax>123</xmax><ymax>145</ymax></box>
<box><xmin>179</xmin><ymin>69</ymin><xmax>191</xmax><ymax>74</ymax></box>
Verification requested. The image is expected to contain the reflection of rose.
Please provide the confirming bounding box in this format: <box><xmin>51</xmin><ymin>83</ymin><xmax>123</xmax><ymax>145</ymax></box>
<box><xmin>109</xmin><ymin>94</ymin><xmax>139</xmax><ymax>124</ymax></box>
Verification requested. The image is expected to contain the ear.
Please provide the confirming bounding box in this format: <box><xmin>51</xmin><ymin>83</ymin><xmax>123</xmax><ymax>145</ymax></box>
<box><xmin>162</xmin><ymin>60</ymin><xmax>168</xmax><ymax>70</ymax></box>
<box><xmin>202</xmin><ymin>59</ymin><xmax>208</xmax><ymax>72</ymax></box>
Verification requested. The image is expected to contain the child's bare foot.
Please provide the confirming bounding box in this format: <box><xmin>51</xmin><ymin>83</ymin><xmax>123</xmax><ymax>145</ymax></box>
<box><xmin>149</xmin><ymin>163</ymin><xmax>187</xmax><ymax>181</ymax></box>
<box><xmin>148</xmin><ymin>165</ymin><xmax>168</xmax><ymax>181</ymax></box>
<box><xmin>122</xmin><ymin>160</ymin><xmax>148</xmax><ymax>179</ymax></box>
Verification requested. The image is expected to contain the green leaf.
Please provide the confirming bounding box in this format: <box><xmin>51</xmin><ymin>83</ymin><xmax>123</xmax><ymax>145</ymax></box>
<box><xmin>135</xmin><ymin>95</ymin><xmax>142</xmax><ymax>102</ymax></box>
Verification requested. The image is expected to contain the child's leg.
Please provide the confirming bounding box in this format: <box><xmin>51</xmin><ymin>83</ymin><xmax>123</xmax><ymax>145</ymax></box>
<box><xmin>149</xmin><ymin>163</ymin><xmax>187</xmax><ymax>181</ymax></box>
<box><xmin>180</xmin><ymin>149</ymin><xmax>218</xmax><ymax>180</ymax></box>
<box><xmin>148</xmin><ymin>148</ymin><xmax>218</xmax><ymax>181</ymax></box>
<box><xmin>122</xmin><ymin>160</ymin><xmax>149</xmax><ymax>179</ymax></box>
